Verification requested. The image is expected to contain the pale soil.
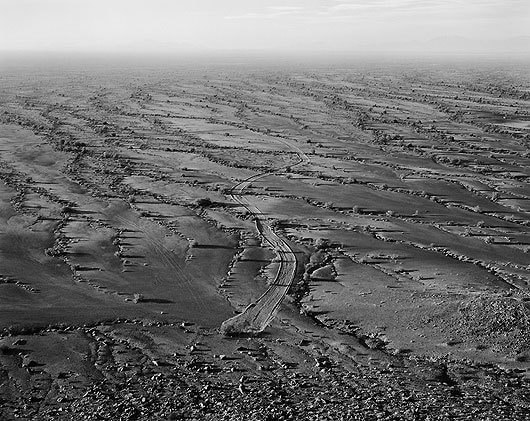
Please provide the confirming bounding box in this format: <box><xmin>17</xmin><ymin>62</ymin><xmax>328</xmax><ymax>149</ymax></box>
<box><xmin>0</xmin><ymin>56</ymin><xmax>529</xmax><ymax>420</ymax></box>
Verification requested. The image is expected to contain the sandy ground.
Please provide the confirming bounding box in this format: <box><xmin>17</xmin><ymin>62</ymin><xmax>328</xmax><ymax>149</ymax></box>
<box><xmin>0</xmin><ymin>55</ymin><xmax>529</xmax><ymax>419</ymax></box>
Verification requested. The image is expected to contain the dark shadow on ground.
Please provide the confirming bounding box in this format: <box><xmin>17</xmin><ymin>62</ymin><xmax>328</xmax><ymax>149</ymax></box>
<box><xmin>141</xmin><ymin>298</ymin><xmax>175</xmax><ymax>304</ymax></box>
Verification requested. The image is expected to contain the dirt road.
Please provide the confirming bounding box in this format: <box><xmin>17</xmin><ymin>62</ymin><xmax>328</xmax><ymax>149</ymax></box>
<box><xmin>221</xmin><ymin>138</ymin><xmax>308</xmax><ymax>334</ymax></box>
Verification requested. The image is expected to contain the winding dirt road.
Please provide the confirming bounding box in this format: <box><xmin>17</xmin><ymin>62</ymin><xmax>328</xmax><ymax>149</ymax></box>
<box><xmin>220</xmin><ymin>138</ymin><xmax>309</xmax><ymax>334</ymax></box>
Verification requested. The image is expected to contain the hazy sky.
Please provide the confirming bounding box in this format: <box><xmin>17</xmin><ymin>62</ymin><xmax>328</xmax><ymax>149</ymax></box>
<box><xmin>1</xmin><ymin>0</ymin><xmax>529</xmax><ymax>53</ymax></box>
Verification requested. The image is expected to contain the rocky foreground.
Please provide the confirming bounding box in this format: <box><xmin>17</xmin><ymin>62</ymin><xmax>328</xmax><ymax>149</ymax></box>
<box><xmin>1</xmin><ymin>308</ymin><xmax>529</xmax><ymax>421</ymax></box>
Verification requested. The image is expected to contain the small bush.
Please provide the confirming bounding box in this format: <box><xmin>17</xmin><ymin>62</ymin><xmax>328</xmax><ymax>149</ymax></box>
<box><xmin>194</xmin><ymin>197</ymin><xmax>212</xmax><ymax>207</ymax></box>
<box><xmin>315</xmin><ymin>238</ymin><xmax>330</xmax><ymax>250</ymax></box>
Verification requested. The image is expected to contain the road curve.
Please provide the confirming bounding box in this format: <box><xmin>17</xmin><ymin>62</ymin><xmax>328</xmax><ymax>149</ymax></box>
<box><xmin>220</xmin><ymin>137</ymin><xmax>308</xmax><ymax>335</ymax></box>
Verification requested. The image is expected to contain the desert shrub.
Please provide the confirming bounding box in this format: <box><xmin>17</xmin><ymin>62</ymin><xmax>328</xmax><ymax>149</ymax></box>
<box><xmin>194</xmin><ymin>197</ymin><xmax>212</xmax><ymax>207</ymax></box>
<box><xmin>61</xmin><ymin>205</ymin><xmax>76</xmax><ymax>214</ymax></box>
<box><xmin>315</xmin><ymin>238</ymin><xmax>330</xmax><ymax>250</ymax></box>
<box><xmin>44</xmin><ymin>247</ymin><xmax>63</xmax><ymax>257</ymax></box>
<box><xmin>363</xmin><ymin>225</ymin><xmax>372</xmax><ymax>233</ymax></box>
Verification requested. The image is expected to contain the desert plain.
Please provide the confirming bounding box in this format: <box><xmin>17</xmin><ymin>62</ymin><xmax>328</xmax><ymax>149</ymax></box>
<box><xmin>0</xmin><ymin>54</ymin><xmax>529</xmax><ymax>420</ymax></box>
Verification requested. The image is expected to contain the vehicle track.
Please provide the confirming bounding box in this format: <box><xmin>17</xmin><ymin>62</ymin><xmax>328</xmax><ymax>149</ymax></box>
<box><xmin>114</xmin><ymin>213</ymin><xmax>208</xmax><ymax>309</ymax></box>
<box><xmin>220</xmin><ymin>137</ymin><xmax>309</xmax><ymax>334</ymax></box>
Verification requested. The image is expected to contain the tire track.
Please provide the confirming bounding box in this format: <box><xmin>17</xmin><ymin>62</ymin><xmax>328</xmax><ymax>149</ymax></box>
<box><xmin>114</xmin><ymin>213</ymin><xmax>207</xmax><ymax>309</ymax></box>
<box><xmin>220</xmin><ymin>136</ymin><xmax>308</xmax><ymax>334</ymax></box>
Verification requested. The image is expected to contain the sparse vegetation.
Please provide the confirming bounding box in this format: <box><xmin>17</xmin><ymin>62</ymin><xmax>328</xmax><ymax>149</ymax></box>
<box><xmin>194</xmin><ymin>197</ymin><xmax>213</xmax><ymax>207</ymax></box>
<box><xmin>315</xmin><ymin>238</ymin><xmax>330</xmax><ymax>250</ymax></box>
<box><xmin>1</xmin><ymin>56</ymin><xmax>528</xmax><ymax>420</ymax></box>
